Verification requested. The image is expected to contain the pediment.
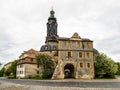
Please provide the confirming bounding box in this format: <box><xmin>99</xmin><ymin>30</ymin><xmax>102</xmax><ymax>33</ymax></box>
<box><xmin>70</xmin><ymin>32</ymin><xmax>81</xmax><ymax>40</ymax></box>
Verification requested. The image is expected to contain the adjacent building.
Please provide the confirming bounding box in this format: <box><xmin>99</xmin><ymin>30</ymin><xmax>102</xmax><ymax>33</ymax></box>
<box><xmin>16</xmin><ymin>49</ymin><xmax>55</xmax><ymax>78</ymax></box>
<box><xmin>3</xmin><ymin>62</ymin><xmax>12</xmax><ymax>70</ymax></box>
<box><xmin>16</xmin><ymin>49</ymin><xmax>40</xmax><ymax>78</ymax></box>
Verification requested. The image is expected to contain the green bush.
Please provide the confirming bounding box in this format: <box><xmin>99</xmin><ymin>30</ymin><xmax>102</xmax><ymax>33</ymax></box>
<box><xmin>42</xmin><ymin>69</ymin><xmax>54</xmax><ymax>79</ymax></box>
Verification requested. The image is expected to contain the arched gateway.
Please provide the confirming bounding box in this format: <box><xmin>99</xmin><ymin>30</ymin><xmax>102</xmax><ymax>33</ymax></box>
<box><xmin>64</xmin><ymin>64</ymin><xmax>75</xmax><ymax>79</ymax></box>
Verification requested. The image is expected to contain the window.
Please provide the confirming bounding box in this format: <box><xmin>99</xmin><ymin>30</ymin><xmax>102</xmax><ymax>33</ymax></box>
<box><xmin>79</xmin><ymin>42</ymin><xmax>82</xmax><ymax>48</ymax></box>
<box><xmin>21</xmin><ymin>71</ymin><xmax>23</xmax><ymax>74</ymax></box>
<box><xmin>37</xmin><ymin>65</ymin><xmax>39</xmax><ymax>68</ymax></box>
<box><xmin>78</xmin><ymin>52</ymin><xmax>82</xmax><ymax>58</ymax></box>
<box><xmin>45</xmin><ymin>46</ymin><xmax>48</xmax><ymax>50</ymax></box>
<box><xmin>80</xmin><ymin>62</ymin><xmax>84</xmax><ymax>68</ymax></box>
<box><xmin>86</xmin><ymin>42</ymin><xmax>90</xmax><ymax>48</ymax></box>
<box><xmin>87</xmin><ymin>62</ymin><xmax>91</xmax><ymax>68</ymax></box>
<box><xmin>31</xmin><ymin>58</ymin><xmax>34</xmax><ymax>62</ymax></box>
<box><xmin>68</xmin><ymin>51</ymin><xmax>72</xmax><ymax>58</ymax></box>
<box><xmin>20</xmin><ymin>65</ymin><xmax>23</xmax><ymax>68</ymax></box>
<box><xmin>86</xmin><ymin>52</ymin><xmax>90</xmax><ymax>58</ymax></box>
<box><xmin>66</xmin><ymin>41</ymin><xmax>68</xmax><ymax>47</ymax></box>
<box><xmin>76</xmin><ymin>41</ymin><xmax>79</xmax><ymax>47</ymax></box>
<box><xmin>37</xmin><ymin>71</ymin><xmax>39</xmax><ymax>74</ymax></box>
<box><xmin>70</xmin><ymin>41</ymin><xmax>72</xmax><ymax>47</ymax></box>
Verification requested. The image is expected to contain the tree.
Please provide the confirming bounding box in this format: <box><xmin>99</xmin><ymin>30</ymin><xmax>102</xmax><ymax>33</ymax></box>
<box><xmin>4</xmin><ymin>68</ymin><xmax>11</xmax><ymax>76</ymax></box>
<box><xmin>116</xmin><ymin>62</ymin><xmax>120</xmax><ymax>75</ymax></box>
<box><xmin>94</xmin><ymin>53</ymin><xmax>118</xmax><ymax>78</ymax></box>
<box><xmin>4</xmin><ymin>60</ymin><xmax>18</xmax><ymax>78</ymax></box>
<box><xmin>9</xmin><ymin>60</ymin><xmax>18</xmax><ymax>77</ymax></box>
<box><xmin>36</xmin><ymin>54</ymin><xmax>55</xmax><ymax>78</ymax></box>
<box><xmin>0</xmin><ymin>68</ymin><xmax>5</xmax><ymax>77</ymax></box>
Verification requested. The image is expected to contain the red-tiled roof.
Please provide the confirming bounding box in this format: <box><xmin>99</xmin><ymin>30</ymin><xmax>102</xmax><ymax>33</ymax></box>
<box><xmin>18</xmin><ymin>49</ymin><xmax>40</xmax><ymax>65</ymax></box>
<box><xmin>17</xmin><ymin>56</ymin><xmax>37</xmax><ymax>65</ymax></box>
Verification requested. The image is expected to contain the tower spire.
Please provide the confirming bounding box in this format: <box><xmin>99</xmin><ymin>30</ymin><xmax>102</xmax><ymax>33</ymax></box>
<box><xmin>46</xmin><ymin>9</ymin><xmax>58</xmax><ymax>43</ymax></box>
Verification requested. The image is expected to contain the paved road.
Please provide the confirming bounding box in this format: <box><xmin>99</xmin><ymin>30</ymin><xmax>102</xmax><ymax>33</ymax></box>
<box><xmin>1</xmin><ymin>79</ymin><xmax>120</xmax><ymax>88</ymax></box>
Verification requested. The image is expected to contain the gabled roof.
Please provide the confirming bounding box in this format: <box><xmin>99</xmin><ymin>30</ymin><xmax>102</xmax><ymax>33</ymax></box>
<box><xmin>71</xmin><ymin>32</ymin><xmax>81</xmax><ymax>39</ymax></box>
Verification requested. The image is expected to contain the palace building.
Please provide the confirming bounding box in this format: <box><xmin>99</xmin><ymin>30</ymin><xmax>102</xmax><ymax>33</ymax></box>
<box><xmin>17</xmin><ymin>9</ymin><xmax>96</xmax><ymax>79</ymax></box>
<box><xmin>40</xmin><ymin>10</ymin><xmax>94</xmax><ymax>79</ymax></box>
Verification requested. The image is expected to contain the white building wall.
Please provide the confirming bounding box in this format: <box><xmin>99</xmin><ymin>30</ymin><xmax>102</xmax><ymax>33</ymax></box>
<box><xmin>16</xmin><ymin>64</ymin><xmax>25</xmax><ymax>78</ymax></box>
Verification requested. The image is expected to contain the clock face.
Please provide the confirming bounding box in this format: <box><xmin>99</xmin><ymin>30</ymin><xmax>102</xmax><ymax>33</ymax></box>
<box><xmin>49</xmin><ymin>20</ymin><xmax>55</xmax><ymax>24</ymax></box>
<box><xmin>49</xmin><ymin>20</ymin><xmax>52</xmax><ymax>24</ymax></box>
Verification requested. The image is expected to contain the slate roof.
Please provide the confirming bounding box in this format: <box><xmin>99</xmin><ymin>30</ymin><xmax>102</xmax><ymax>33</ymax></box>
<box><xmin>40</xmin><ymin>44</ymin><xmax>58</xmax><ymax>51</ymax></box>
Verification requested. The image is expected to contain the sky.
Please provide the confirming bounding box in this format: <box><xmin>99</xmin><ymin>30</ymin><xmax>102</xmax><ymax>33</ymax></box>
<box><xmin>0</xmin><ymin>0</ymin><xmax>120</xmax><ymax>66</ymax></box>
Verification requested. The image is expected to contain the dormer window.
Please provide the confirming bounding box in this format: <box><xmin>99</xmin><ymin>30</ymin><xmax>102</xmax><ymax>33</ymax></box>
<box><xmin>45</xmin><ymin>46</ymin><xmax>48</xmax><ymax>50</ymax></box>
<box><xmin>71</xmin><ymin>32</ymin><xmax>81</xmax><ymax>39</ymax></box>
<box><xmin>31</xmin><ymin>58</ymin><xmax>34</xmax><ymax>62</ymax></box>
<box><xmin>53</xmin><ymin>46</ymin><xmax>56</xmax><ymax>50</ymax></box>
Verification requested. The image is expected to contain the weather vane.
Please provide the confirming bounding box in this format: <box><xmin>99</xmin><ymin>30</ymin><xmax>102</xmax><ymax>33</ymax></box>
<box><xmin>51</xmin><ymin>6</ymin><xmax>53</xmax><ymax>10</ymax></box>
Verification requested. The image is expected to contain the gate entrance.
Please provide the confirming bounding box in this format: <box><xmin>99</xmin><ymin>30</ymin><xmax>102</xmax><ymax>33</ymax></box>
<box><xmin>64</xmin><ymin>64</ymin><xmax>74</xmax><ymax>79</ymax></box>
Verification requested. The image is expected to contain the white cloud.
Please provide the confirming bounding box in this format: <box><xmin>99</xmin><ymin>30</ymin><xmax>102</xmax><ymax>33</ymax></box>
<box><xmin>0</xmin><ymin>0</ymin><xmax>120</xmax><ymax>66</ymax></box>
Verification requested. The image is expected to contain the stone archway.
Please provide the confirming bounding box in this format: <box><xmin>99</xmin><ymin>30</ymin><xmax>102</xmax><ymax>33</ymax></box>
<box><xmin>64</xmin><ymin>64</ymin><xmax>75</xmax><ymax>79</ymax></box>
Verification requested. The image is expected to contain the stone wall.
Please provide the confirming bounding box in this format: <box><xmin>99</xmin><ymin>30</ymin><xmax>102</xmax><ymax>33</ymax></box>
<box><xmin>25</xmin><ymin>64</ymin><xmax>38</xmax><ymax>78</ymax></box>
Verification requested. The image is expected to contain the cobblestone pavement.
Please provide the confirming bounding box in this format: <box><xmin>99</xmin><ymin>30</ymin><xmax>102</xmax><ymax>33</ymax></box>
<box><xmin>0</xmin><ymin>79</ymin><xmax>120</xmax><ymax>90</ymax></box>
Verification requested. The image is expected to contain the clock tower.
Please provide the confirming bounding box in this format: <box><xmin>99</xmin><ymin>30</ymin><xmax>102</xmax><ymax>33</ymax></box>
<box><xmin>45</xmin><ymin>9</ymin><xmax>59</xmax><ymax>43</ymax></box>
